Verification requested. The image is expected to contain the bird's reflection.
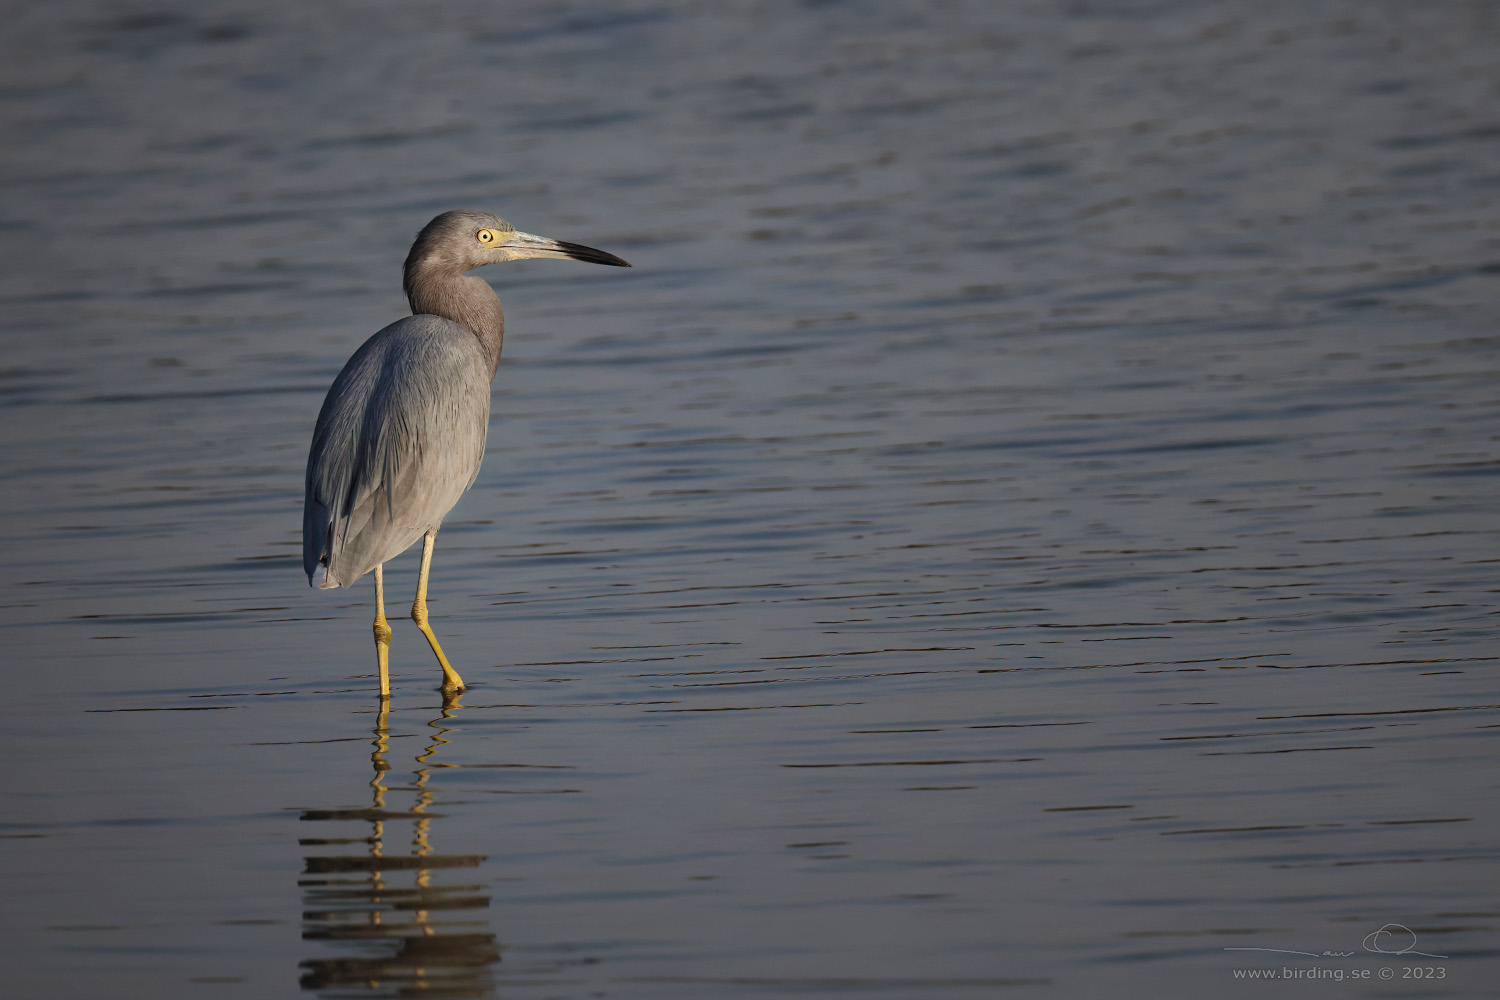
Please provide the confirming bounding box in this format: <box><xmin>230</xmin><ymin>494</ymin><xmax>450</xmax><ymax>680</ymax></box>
<box><xmin>299</xmin><ymin>700</ymin><xmax>499</xmax><ymax>996</ymax></box>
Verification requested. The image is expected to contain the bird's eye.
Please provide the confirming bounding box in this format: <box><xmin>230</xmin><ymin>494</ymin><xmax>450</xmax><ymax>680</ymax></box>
<box><xmin>477</xmin><ymin>229</ymin><xmax>497</xmax><ymax>245</ymax></box>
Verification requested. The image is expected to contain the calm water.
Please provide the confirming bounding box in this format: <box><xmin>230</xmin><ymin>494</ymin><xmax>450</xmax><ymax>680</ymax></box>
<box><xmin>2</xmin><ymin>1</ymin><xmax>1498</xmax><ymax>996</ymax></box>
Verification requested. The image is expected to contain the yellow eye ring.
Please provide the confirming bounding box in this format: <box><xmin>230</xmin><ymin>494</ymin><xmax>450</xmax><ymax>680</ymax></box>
<box><xmin>477</xmin><ymin>228</ymin><xmax>499</xmax><ymax>245</ymax></box>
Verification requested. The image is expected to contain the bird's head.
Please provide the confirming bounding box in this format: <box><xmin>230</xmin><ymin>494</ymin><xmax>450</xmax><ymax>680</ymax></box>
<box><xmin>405</xmin><ymin>209</ymin><xmax>631</xmax><ymax>280</ymax></box>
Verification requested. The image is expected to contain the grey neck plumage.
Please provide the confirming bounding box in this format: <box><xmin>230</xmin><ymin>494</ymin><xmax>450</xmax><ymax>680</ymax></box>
<box><xmin>402</xmin><ymin>257</ymin><xmax>506</xmax><ymax>380</ymax></box>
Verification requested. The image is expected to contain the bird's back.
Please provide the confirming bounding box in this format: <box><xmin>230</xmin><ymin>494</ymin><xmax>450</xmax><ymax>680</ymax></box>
<box><xmin>304</xmin><ymin>315</ymin><xmax>492</xmax><ymax>588</ymax></box>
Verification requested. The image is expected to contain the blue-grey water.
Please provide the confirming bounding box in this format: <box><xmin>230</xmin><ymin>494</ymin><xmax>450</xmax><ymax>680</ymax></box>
<box><xmin>2</xmin><ymin>1</ymin><xmax>1497</xmax><ymax>997</ymax></box>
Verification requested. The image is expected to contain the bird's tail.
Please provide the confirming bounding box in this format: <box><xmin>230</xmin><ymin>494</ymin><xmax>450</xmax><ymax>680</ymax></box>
<box><xmin>312</xmin><ymin>560</ymin><xmax>341</xmax><ymax>590</ymax></box>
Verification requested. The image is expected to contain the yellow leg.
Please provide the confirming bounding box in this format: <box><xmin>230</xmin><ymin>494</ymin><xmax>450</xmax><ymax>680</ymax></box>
<box><xmin>412</xmin><ymin>530</ymin><xmax>466</xmax><ymax>692</ymax></box>
<box><xmin>373</xmin><ymin>563</ymin><xmax>391</xmax><ymax>698</ymax></box>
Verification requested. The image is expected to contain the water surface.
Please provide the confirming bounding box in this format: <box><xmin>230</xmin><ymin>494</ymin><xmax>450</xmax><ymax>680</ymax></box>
<box><xmin>2</xmin><ymin>1</ymin><xmax>1498</xmax><ymax>996</ymax></box>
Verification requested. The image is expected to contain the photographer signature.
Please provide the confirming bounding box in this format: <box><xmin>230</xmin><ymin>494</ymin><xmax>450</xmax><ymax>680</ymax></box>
<box><xmin>1224</xmin><ymin>923</ymin><xmax>1447</xmax><ymax>959</ymax></box>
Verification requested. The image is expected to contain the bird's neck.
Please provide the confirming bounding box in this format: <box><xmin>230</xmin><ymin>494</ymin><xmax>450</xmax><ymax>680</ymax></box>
<box><xmin>403</xmin><ymin>269</ymin><xmax>505</xmax><ymax>379</ymax></box>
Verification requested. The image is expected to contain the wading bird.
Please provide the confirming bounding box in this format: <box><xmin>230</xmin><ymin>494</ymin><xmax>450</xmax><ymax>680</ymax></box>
<box><xmin>303</xmin><ymin>210</ymin><xmax>630</xmax><ymax>698</ymax></box>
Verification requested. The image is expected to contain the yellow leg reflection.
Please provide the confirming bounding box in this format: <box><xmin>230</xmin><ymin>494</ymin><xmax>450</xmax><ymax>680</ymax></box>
<box><xmin>298</xmin><ymin>697</ymin><xmax>497</xmax><ymax>992</ymax></box>
<box><xmin>372</xmin><ymin>563</ymin><xmax>391</xmax><ymax>698</ymax></box>
<box><xmin>411</xmin><ymin>530</ymin><xmax>466</xmax><ymax>693</ymax></box>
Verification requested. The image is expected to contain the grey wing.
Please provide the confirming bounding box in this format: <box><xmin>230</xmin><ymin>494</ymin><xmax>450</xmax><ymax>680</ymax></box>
<box><xmin>303</xmin><ymin>316</ymin><xmax>491</xmax><ymax>588</ymax></box>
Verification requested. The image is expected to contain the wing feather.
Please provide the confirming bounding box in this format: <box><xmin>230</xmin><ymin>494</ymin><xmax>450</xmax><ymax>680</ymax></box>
<box><xmin>303</xmin><ymin>316</ymin><xmax>491</xmax><ymax>588</ymax></box>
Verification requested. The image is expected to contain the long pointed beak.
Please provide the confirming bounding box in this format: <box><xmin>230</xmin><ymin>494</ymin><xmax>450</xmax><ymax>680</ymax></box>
<box><xmin>500</xmin><ymin>231</ymin><xmax>631</xmax><ymax>267</ymax></box>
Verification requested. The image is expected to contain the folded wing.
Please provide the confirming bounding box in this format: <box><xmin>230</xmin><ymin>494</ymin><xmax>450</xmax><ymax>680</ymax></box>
<box><xmin>303</xmin><ymin>316</ymin><xmax>491</xmax><ymax>588</ymax></box>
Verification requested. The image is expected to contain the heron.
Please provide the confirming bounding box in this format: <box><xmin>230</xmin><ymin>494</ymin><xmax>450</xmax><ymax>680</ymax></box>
<box><xmin>303</xmin><ymin>209</ymin><xmax>630</xmax><ymax>698</ymax></box>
